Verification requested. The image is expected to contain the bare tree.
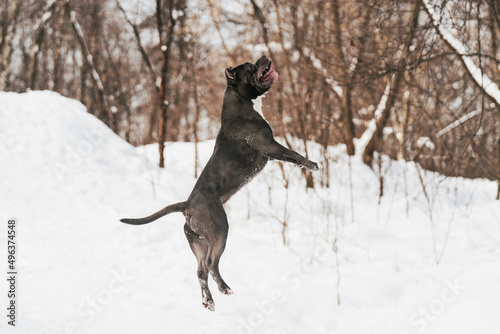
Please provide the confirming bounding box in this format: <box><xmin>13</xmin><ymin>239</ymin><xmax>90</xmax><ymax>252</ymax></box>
<box><xmin>29</xmin><ymin>1</ymin><xmax>57</xmax><ymax>89</ymax></box>
<box><xmin>64</xmin><ymin>0</ymin><xmax>110</xmax><ymax>126</ymax></box>
<box><xmin>488</xmin><ymin>0</ymin><xmax>500</xmax><ymax>199</ymax></box>
<box><xmin>423</xmin><ymin>0</ymin><xmax>500</xmax><ymax>197</ymax></box>
<box><xmin>330</xmin><ymin>0</ymin><xmax>356</xmax><ymax>156</ymax></box>
<box><xmin>361</xmin><ymin>0</ymin><xmax>421</xmax><ymax>166</ymax></box>
<box><xmin>0</xmin><ymin>0</ymin><xmax>21</xmax><ymax>90</ymax></box>
<box><xmin>156</xmin><ymin>0</ymin><xmax>177</xmax><ymax>168</ymax></box>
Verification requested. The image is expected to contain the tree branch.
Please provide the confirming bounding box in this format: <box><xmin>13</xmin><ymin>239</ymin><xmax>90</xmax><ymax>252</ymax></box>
<box><xmin>65</xmin><ymin>0</ymin><xmax>109</xmax><ymax>121</ymax></box>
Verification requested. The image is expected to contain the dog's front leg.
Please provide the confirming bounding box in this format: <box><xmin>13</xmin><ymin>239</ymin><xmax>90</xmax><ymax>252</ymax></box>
<box><xmin>265</xmin><ymin>140</ymin><xmax>319</xmax><ymax>171</ymax></box>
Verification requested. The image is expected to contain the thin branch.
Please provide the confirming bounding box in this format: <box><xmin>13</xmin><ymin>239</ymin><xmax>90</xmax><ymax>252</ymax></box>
<box><xmin>423</xmin><ymin>0</ymin><xmax>500</xmax><ymax>108</ymax></box>
<box><xmin>29</xmin><ymin>0</ymin><xmax>58</xmax><ymax>89</ymax></box>
<box><xmin>64</xmin><ymin>0</ymin><xmax>108</xmax><ymax>119</ymax></box>
<box><xmin>115</xmin><ymin>0</ymin><xmax>158</xmax><ymax>94</ymax></box>
<box><xmin>206</xmin><ymin>0</ymin><xmax>235</xmax><ymax>64</ymax></box>
<box><xmin>362</xmin><ymin>0</ymin><xmax>421</xmax><ymax>166</ymax></box>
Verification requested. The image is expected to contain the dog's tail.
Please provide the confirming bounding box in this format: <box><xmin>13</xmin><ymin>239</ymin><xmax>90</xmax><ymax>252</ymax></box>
<box><xmin>120</xmin><ymin>201</ymin><xmax>188</xmax><ymax>225</ymax></box>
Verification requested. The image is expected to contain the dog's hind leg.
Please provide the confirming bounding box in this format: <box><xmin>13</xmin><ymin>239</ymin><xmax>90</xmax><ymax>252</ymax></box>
<box><xmin>209</xmin><ymin>245</ymin><xmax>233</xmax><ymax>295</ymax></box>
<box><xmin>184</xmin><ymin>223</ymin><xmax>215</xmax><ymax>311</ymax></box>
<box><xmin>205</xmin><ymin>204</ymin><xmax>233</xmax><ymax>296</ymax></box>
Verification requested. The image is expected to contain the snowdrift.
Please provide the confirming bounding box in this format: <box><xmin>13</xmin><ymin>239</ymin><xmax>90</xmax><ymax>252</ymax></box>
<box><xmin>0</xmin><ymin>91</ymin><xmax>499</xmax><ymax>334</ymax></box>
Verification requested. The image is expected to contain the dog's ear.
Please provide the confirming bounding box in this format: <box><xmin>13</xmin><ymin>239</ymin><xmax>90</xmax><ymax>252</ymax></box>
<box><xmin>225</xmin><ymin>67</ymin><xmax>235</xmax><ymax>80</ymax></box>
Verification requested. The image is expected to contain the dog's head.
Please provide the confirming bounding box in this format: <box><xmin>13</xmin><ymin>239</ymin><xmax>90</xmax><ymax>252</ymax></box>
<box><xmin>225</xmin><ymin>56</ymin><xmax>279</xmax><ymax>99</ymax></box>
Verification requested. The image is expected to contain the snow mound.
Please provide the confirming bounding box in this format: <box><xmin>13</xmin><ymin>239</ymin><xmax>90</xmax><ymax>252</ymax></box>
<box><xmin>0</xmin><ymin>91</ymin><xmax>145</xmax><ymax>186</ymax></box>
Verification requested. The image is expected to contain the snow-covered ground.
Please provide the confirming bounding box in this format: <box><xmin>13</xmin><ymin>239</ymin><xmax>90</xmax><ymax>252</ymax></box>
<box><xmin>0</xmin><ymin>91</ymin><xmax>499</xmax><ymax>334</ymax></box>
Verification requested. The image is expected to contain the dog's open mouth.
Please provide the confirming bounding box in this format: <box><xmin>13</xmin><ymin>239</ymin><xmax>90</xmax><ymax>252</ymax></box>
<box><xmin>258</xmin><ymin>62</ymin><xmax>275</xmax><ymax>81</ymax></box>
<box><xmin>255</xmin><ymin>56</ymin><xmax>278</xmax><ymax>90</ymax></box>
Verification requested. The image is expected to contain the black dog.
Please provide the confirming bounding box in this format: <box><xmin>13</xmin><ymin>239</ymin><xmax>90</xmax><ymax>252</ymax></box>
<box><xmin>121</xmin><ymin>56</ymin><xmax>319</xmax><ymax>311</ymax></box>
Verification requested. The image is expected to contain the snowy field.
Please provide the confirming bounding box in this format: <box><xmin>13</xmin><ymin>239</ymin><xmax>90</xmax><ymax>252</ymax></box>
<box><xmin>1</xmin><ymin>91</ymin><xmax>499</xmax><ymax>334</ymax></box>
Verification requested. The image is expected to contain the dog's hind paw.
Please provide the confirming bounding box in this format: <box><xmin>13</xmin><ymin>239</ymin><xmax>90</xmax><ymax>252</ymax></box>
<box><xmin>221</xmin><ymin>287</ymin><xmax>234</xmax><ymax>295</ymax></box>
<box><xmin>202</xmin><ymin>300</ymin><xmax>215</xmax><ymax>312</ymax></box>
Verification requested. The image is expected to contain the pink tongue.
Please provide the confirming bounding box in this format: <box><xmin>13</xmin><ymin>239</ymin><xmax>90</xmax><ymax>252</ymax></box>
<box><xmin>264</xmin><ymin>70</ymin><xmax>278</xmax><ymax>83</ymax></box>
<box><xmin>272</xmin><ymin>71</ymin><xmax>279</xmax><ymax>83</ymax></box>
<box><xmin>263</xmin><ymin>69</ymin><xmax>273</xmax><ymax>80</ymax></box>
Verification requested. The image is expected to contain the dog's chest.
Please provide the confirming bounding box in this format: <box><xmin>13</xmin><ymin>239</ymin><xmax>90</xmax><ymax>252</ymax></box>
<box><xmin>215</xmin><ymin>130</ymin><xmax>268</xmax><ymax>202</ymax></box>
<box><xmin>220</xmin><ymin>135</ymin><xmax>267</xmax><ymax>171</ymax></box>
<box><xmin>219</xmin><ymin>154</ymin><xmax>267</xmax><ymax>203</ymax></box>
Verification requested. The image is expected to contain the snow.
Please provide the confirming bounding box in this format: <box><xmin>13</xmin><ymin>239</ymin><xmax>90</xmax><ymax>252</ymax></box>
<box><xmin>357</xmin><ymin>79</ymin><xmax>392</xmax><ymax>154</ymax></box>
<box><xmin>69</xmin><ymin>11</ymin><xmax>106</xmax><ymax>96</ymax></box>
<box><xmin>303</xmin><ymin>48</ymin><xmax>343</xmax><ymax>98</ymax></box>
<box><xmin>33</xmin><ymin>2</ymin><xmax>55</xmax><ymax>32</ymax></box>
<box><xmin>171</xmin><ymin>9</ymin><xmax>184</xmax><ymax>20</ymax></box>
<box><xmin>247</xmin><ymin>42</ymin><xmax>283</xmax><ymax>57</ymax></box>
<box><xmin>435</xmin><ymin>109</ymin><xmax>482</xmax><ymax>138</ymax></box>
<box><xmin>417</xmin><ymin>137</ymin><xmax>436</xmax><ymax>150</ymax></box>
<box><xmin>0</xmin><ymin>91</ymin><xmax>499</xmax><ymax>334</ymax></box>
<box><xmin>40</xmin><ymin>11</ymin><xmax>53</xmax><ymax>25</ymax></box>
<box><xmin>416</xmin><ymin>109</ymin><xmax>482</xmax><ymax>150</ymax></box>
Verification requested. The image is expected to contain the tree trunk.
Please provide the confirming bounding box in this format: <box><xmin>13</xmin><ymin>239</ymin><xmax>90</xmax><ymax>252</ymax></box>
<box><xmin>424</xmin><ymin>0</ymin><xmax>500</xmax><ymax>196</ymax></box>
<box><xmin>29</xmin><ymin>1</ymin><xmax>57</xmax><ymax>89</ymax></box>
<box><xmin>0</xmin><ymin>0</ymin><xmax>20</xmax><ymax>90</ymax></box>
<box><xmin>52</xmin><ymin>9</ymin><xmax>65</xmax><ymax>93</ymax></box>
<box><xmin>362</xmin><ymin>0</ymin><xmax>421</xmax><ymax>166</ymax></box>
<box><xmin>397</xmin><ymin>85</ymin><xmax>411</xmax><ymax>161</ymax></box>
<box><xmin>490</xmin><ymin>0</ymin><xmax>500</xmax><ymax>199</ymax></box>
<box><xmin>422</xmin><ymin>0</ymin><xmax>500</xmax><ymax>108</ymax></box>
<box><xmin>157</xmin><ymin>0</ymin><xmax>177</xmax><ymax>168</ymax></box>
<box><xmin>65</xmin><ymin>1</ymin><xmax>109</xmax><ymax>124</ymax></box>
<box><xmin>191</xmin><ymin>57</ymin><xmax>201</xmax><ymax>178</ymax></box>
<box><xmin>331</xmin><ymin>0</ymin><xmax>355</xmax><ymax>155</ymax></box>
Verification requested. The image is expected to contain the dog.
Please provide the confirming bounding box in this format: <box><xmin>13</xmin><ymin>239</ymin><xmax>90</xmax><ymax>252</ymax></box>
<box><xmin>121</xmin><ymin>56</ymin><xmax>319</xmax><ymax>311</ymax></box>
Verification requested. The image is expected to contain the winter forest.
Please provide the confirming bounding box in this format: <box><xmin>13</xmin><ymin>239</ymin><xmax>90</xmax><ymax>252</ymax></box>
<box><xmin>1</xmin><ymin>0</ymin><xmax>500</xmax><ymax>333</ymax></box>
<box><xmin>2</xmin><ymin>0</ymin><xmax>499</xmax><ymax>187</ymax></box>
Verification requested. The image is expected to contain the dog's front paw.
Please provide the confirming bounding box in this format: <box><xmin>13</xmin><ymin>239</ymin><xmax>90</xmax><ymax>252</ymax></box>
<box><xmin>306</xmin><ymin>161</ymin><xmax>319</xmax><ymax>171</ymax></box>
